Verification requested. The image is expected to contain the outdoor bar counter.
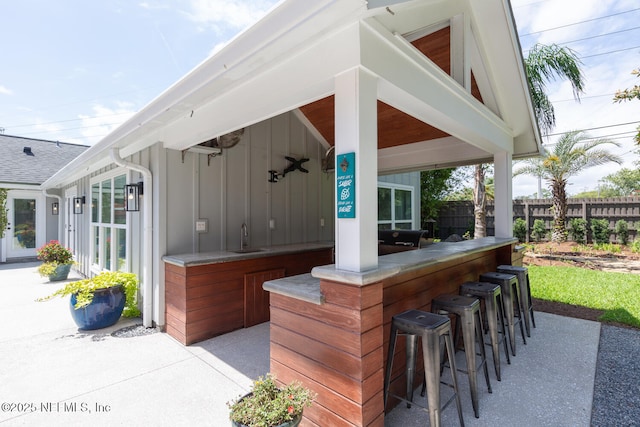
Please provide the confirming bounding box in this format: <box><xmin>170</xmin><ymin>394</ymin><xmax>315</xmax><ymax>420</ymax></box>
<box><xmin>263</xmin><ymin>237</ymin><xmax>521</xmax><ymax>427</ymax></box>
<box><xmin>162</xmin><ymin>242</ymin><xmax>334</xmax><ymax>345</ymax></box>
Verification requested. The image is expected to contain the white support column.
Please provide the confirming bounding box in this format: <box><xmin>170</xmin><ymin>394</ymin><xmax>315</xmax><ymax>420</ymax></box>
<box><xmin>334</xmin><ymin>67</ymin><xmax>378</xmax><ymax>272</ymax></box>
<box><xmin>494</xmin><ymin>150</ymin><xmax>513</xmax><ymax>237</ymax></box>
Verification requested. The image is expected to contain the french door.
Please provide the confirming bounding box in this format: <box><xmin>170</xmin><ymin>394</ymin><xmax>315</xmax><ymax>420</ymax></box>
<box><xmin>65</xmin><ymin>187</ymin><xmax>78</xmax><ymax>256</ymax></box>
<box><xmin>5</xmin><ymin>191</ymin><xmax>45</xmax><ymax>258</ymax></box>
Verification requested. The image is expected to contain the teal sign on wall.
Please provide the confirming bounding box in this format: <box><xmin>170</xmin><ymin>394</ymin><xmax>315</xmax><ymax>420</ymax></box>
<box><xmin>336</xmin><ymin>152</ymin><xmax>355</xmax><ymax>218</ymax></box>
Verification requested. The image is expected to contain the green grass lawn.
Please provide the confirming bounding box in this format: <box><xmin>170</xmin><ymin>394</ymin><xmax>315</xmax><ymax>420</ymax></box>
<box><xmin>528</xmin><ymin>265</ymin><xmax>640</xmax><ymax>328</ymax></box>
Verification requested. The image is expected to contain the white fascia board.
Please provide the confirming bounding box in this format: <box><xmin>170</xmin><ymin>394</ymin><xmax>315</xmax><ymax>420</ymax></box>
<box><xmin>161</xmin><ymin>23</ymin><xmax>362</xmax><ymax>151</ymax></box>
<box><xmin>360</xmin><ymin>19</ymin><xmax>513</xmax><ymax>155</ymax></box>
<box><xmin>0</xmin><ymin>183</ymin><xmax>41</xmax><ymax>191</ymax></box>
<box><xmin>367</xmin><ymin>0</ymin><xmax>414</xmax><ymax>9</ymax></box>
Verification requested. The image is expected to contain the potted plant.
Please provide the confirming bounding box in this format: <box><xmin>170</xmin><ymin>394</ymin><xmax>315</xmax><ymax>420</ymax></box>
<box><xmin>227</xmin><ymin>373</ymin><xmax>315</xmax><ymax>427</ymax></box>
<box><xmin>38</xmin><ymin>271</ymin><xmax>140</xmax><ymax>330</ymax></box>
<box><xmin>36</xmin><ymin>240</ymin><xmax>74</xmax><ymax>281</ymax></box>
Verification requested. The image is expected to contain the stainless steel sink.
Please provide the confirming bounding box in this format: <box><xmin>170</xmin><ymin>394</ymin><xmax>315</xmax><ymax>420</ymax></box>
<box><xmin>231</xmin><ymin>248</ymin><xmax>263</xmax><ymax>254</ymax></box>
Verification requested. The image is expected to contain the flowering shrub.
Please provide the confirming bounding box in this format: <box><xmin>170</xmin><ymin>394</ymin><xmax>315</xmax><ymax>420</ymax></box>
<box><xmin>228</xmin><ymin>374</ymin><xmax>315</xmax><ymax>427</ymax></box>
<box><xmin>36</xmin><ymin>240</ymin><xmax>73</xmax><ymax>264</ymax></box>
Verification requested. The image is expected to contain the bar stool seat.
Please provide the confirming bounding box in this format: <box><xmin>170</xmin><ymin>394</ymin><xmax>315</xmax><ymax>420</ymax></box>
<box><xmin>459</xmin><ymin>281</ymin><xmax>510</xmax><ymax>381</ymax></box>
<box><xmin>384</xmin><ymin>309</ymin><xmax>465</xmax><ymax>427</ymax></box>
<box><xmin>479</xmin><ymin>272</ymin><xmax>527</xmax><ymax>356</ymax></box>
<box><xmin>431</xmin><ymin>294</ymin><xmax>492</xmax><ymax>418</ymax></box>
<box><xmin>497</xmin><ymin>265</ymin><xmax>536</xmax><ymax>337</ymax></box>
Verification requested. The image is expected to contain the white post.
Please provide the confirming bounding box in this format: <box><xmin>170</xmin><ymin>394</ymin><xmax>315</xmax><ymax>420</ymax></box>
<box><xmin>494</xmin><ymin>150</ymin><xmax>513</xmax><ymax>237</ymax></box>
<box><xmin>334</xmin><ymin>67</ymin><xmax>378</xmax><ymax>272</ymax></box>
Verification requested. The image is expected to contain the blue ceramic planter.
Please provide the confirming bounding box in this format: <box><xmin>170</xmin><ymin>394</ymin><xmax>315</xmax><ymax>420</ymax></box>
<box><xmin>48</xmin><ymin>264</ymin><xmax>72</xmax><ymax>282</ymax></box>
<box><xmin>69</xmin><ymin>285</ymin><xmax>125</xmax><ymax>330</ymax></box>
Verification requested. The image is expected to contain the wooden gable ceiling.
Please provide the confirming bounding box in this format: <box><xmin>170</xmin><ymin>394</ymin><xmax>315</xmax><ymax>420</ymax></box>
<box><xmin>299</xmin><ymin>26</ymin><xmax>483</xmax><ymax>149</ymax></box>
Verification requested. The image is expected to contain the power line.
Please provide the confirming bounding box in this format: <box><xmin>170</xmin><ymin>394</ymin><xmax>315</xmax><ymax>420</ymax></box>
<box><xmin>522</xmin><ymin>26</ymin><xmax>640</xmax><ymax>55</ymax></box>
<box><xmin>519</xmin><ymin>7</ymin><xmax>640</xmax><ymax>37</ymax></box>
<box><xmin>553</xmin><ymin>25</ymin><xmax>640</xmax><ymax>47</ymax></box>
<box><xmin>12</xmin><ymin>122</ymin><xmax>126</xmax><ymax>137</ymax></box>
<box><xmin>582</xmin><ymin>45</ymin><xmax>640</xmax><ymax>59</ymax></box>
<box><xmin>551</xmin><ymin>93</ymin><xmax>617</xmax><ymax>103</ymax></box>
<box><xmin>5</xmin><ymin>111</ymin><xmax>134</xmax><ymax>129</ymax></box>
<box><xmin>544</xmin><ymin>120</ymin><xmax>640</xmax><ymax>137</ymax></box>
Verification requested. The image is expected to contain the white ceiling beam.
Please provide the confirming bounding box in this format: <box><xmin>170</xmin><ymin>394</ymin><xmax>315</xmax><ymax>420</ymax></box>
<box><xmin>361</xmin><ymin>19</ymin><xmax>513</xmax><ymax>155</ymax></box>
<box><xmin>378</xmin><ymin>136</ymin><xmax>490</xmax><ymax>173</ymax></box>
<box><xmin>450</xmin><ymin>13</ymin><xmax>470</xmax><ymax>90</ymax></box>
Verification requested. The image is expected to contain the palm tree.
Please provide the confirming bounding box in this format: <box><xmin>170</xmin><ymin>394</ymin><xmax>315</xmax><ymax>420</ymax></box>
<box><xmin>514</xmin><ymin>131</ymin><xmax>622</xmax><ymax>242</ymax></box>
<box><xmin>526</xmin><ymin>43</ymin><xmax>585</xmax><ymax>136</ymax></box>
<box><xmin>473</xmin><ymin>44</ymin><xmax>585</xmax><ymax>238</ymax></box>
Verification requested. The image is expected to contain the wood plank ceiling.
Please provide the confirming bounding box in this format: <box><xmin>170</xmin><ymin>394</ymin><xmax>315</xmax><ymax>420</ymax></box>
<box><xmin>299</xmin><ymin>26</ymin><xmax>483</xmax><ymax>149</ymax></box>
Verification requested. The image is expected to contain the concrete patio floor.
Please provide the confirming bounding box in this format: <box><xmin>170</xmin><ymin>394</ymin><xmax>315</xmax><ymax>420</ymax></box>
<box><xmin>0</xmin><ymin>261</ymin><xmax>634</xmax><ymax>426</ymax></box>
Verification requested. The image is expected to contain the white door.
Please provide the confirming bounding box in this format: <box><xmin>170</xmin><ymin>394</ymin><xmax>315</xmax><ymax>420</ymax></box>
<box><xmin>6</xmin><ymin>191</ymin><xmax>45</xmax><ymax>258</ymax></box>
<box><xmin>64</xmin><ymin>187</ymin><xmax>78</xmax><ymax>255</ymax></box>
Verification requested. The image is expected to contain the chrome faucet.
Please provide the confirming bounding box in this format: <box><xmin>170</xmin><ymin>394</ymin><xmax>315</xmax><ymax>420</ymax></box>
<box><xmin>240</xmin><ymin>223</ymin><xmax>248</xmax><ymax>250</ymax></box>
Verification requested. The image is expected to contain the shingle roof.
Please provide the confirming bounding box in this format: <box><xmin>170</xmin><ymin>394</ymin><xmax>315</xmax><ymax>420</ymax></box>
<box><xmin>0</xmin><ymin>134</ymin><xmax>88</xmax><ymax>186</ymax></box>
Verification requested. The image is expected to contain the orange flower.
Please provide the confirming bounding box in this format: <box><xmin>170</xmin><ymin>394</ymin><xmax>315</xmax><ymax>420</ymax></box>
<box><xmin>288</xmin><ymin>406</ymin><xmax>294</xmax><ymax>414</ymax></box>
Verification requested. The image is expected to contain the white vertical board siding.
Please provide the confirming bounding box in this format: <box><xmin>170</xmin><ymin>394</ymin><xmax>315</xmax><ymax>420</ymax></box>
<box><xmin>166</xmin><ymin>150</ymin><xmax>197</xmax><ymax>255</ymax></box>
<box><xmin>162</xmin><ymin>110</ymin><xmax>333</xmax><ymax>254</ymax></box>
<box><xmin>270</xmin><ymin>114</ymin><xmax>289</xmax><ymax>246</ymax></box>
<box><xmin>225</xmin><ymin>134</ymin><xmax>249</xmax><ymax>250</ymax></box>
<box><xmin>198</xmin><ymin>151</ymin><xmax>224</xmax><ymax>252</ymax></box>
<box><xmin>250</xmin><ymin>124</ymin><xmax>270</xmax><ymax>248</ymax></box>
<box><xmin>288</xmin><ymin>112</ymin><xmax>306</xmax><ymax>243</ymax></box>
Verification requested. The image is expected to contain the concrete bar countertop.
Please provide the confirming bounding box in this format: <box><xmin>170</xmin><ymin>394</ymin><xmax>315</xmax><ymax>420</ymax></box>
<box><xmin>263</xmin><ymin>237</ymin><xmax>517</xmax><ymax>304</ymax></box>
<box><xmin>162</xmin><ymin>241</ymin><xmax>334</xmax><ymax>267</ymax></box>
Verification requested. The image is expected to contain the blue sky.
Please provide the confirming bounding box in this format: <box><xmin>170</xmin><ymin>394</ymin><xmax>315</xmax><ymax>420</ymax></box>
<box><xmin>511</xmin><ymin>0</ymin><xmax>640</xmax><ymax>197</ymax></box>
<box><xmin>0</xmin><ymin>0</ymin><xmax>279</xmax><ymax>144</ymax></box>
<box><xmin>0</xmin><ymin>0</ymin><xmax>638</xmax><ymax>197</ymax></box>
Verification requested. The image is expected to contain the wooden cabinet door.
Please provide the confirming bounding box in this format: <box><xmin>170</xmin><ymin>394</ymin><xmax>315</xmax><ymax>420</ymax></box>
<box><xmin>244</xmin><ymin>268</ymin><xmax>285</xmax><ymax>327</ymax></box>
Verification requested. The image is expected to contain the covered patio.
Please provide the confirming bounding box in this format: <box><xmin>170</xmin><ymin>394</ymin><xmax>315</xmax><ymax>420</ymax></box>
<box><xmin>0</xmin><ymin>261</ymin><xmax>607</xmax><ymax>425</ymax></box>
<box><xmin>37</xmin><ymin>0</ymin><xmax>549</xmax><ymax>425</ymax></box>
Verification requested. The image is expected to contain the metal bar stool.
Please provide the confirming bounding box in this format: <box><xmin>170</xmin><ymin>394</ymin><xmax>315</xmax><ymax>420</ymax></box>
<box><xmin>497</xmin><ymin>265</ymin><xmax>536</xmax><ymax>337</ymax></box>
<box><xmin>384</xmin><ymin>309</ymin><xmax>465</xmax><ymax>427</ymax></box>
<box><xmin>479</xmin><ymin>272</ymin><xmax>527</xmax><ymax>356</ymax></box>
<box><xmin>459</xmin><ymin>281</ymin><xmax>510</xmax><ymax>381</ymax></box>
<box><xmin>431</xmin><ymin>294</ymin><xmax>492</xmax><ymax>418</ymax></box>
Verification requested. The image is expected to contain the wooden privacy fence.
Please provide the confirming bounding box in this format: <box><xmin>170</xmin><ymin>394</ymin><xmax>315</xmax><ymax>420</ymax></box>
<box><xmin>437</xmin><ymin>197</ymin><xmax>640</xmax><ymax>243</ymax></box>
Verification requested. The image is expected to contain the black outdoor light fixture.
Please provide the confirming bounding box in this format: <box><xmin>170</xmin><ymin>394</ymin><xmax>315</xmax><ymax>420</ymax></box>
<box><xmin>73</xmin><ymin>196</ymin><xmax>85</xmax><ymax>215</ymax></box>
<box><xmin>125</xmin><ymin>182</ymin><xmax>143</xmax><ymax>212</ymax></box>
<box><xmin>52</xmin><ymin>202</ymin><xmax>59</xmax><ymax>216</ymax></box>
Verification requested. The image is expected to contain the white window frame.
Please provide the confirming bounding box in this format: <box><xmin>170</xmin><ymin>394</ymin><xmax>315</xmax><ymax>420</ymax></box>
<box><xmin>377</xmin><ymin>182</ymin><xmax>415</xmax><ymax>230</ymax></box>
<box><xmin>89</xmin><ymin>170</ymin><xmax>130</xmax><ymax>274</ymax></box>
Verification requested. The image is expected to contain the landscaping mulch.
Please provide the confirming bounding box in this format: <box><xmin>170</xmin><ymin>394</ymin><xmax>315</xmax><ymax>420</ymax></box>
<box><xmin>524</xmin><ymin>242</ymin><xmax>640</xmax><ymax>330</ymax></box>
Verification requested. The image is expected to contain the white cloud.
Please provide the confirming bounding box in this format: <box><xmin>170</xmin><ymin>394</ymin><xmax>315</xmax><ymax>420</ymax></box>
<box><xmin>78</xmin><ymin>103</ymin><xmax>137</xmax><ymax>145</ymax></box>
<box><xmin>139</xmin><ymin>2</ymin><xmax>169</xmax><ymax>10</ymax></box>
<box><xmin>186</xmin><ymin>0</ymin><xmax>277</xmax><ymax>31</ymax></box>
<box><xmin>0</xmin><ymin>85</ymin><xmax>13</xmax><ymax>95</ymax></box>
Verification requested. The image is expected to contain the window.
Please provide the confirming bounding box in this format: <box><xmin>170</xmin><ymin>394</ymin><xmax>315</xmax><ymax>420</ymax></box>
<box><xmin>91</xmin><ymin>173</ymin><xmax>127</xmax><ymax>271</ymax></box>
<box><xmin>378</xmin><ymin>183</ymin><xmax>414</xmax><ymax>230</ymax></box>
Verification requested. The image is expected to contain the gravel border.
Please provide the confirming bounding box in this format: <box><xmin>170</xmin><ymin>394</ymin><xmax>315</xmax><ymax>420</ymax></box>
<box><xmin>111</xmin><ymin>324</ymin><xmax>160</xmax><ymax>338</ymax></box>
<box><xmin>591</xmin><ymin>324</ymin><xmax>640</xmax><ymax>426</ymax></box>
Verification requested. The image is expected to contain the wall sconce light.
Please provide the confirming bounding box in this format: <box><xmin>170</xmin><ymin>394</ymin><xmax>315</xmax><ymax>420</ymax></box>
<box><xmin>125</xmin><ymin>182</ymin><xmax>143</xmax><ymax>212</ymax></box>
<box><xmin>52</xmin><ymin>202</ymin><xmax>59</xmax><ymax>216</ymax></box>
<box><xmin>73</xmin><ymin>196</ymin><xmax>85</xmax><ymax>215</ymax></box>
